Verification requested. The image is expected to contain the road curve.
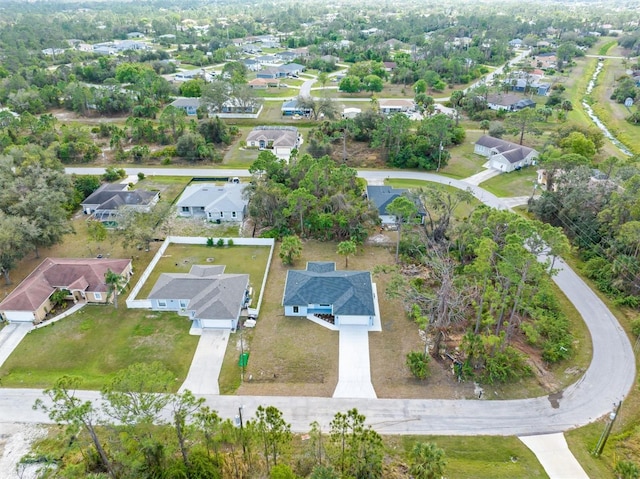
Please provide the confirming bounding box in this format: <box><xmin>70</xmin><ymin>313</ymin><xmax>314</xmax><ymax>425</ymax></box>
<box><xmin>0</xmin><ymin>167</ymin><xmax>635</xmax><ymax>436</ymax></box>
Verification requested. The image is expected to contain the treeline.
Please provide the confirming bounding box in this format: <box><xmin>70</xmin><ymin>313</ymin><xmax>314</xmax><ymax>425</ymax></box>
<box><xmin>29</xmin><ymin>363</ymin><xmax>446</xmax><ymax>479</ymax></box>
<box><xmin>530</xmin><ymin>161</ymin><xmax>640</xmax><ymax>307</ymax></box>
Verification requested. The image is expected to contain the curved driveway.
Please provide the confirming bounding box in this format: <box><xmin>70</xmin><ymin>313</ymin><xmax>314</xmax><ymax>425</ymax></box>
<box><xmin>0</xmin><ymin>167</ymin><xmax>635</xmax><ymax>436</ymax></box>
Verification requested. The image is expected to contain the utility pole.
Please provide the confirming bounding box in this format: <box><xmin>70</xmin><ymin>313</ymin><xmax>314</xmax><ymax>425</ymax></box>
<box><xmin>593</xmin><ymin>401</ymin><xmax>622</xmax><ymax>456</ymax></box>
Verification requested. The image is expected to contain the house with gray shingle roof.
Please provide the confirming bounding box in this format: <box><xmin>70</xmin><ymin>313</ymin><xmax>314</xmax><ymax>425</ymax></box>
<box><xmin>81</xmin><ymin>183</ymin><xmax>160</xmax><ymax>226</ymax></box>
<box><xmin>246</xmin><ymin>126</ymin><xmax>300</xmax><ymax>160</ymax></box>
<box><xmin>282</xmin><ymin>262</ymin><xmax>376</xmax><ymax>327</ymax></box>
<box><xmin>474</xmin><ymin>135</ymin><xmax>539</xmax><ymax>172</ymax></box>
<box><xmin>0</xmin><ymin>258</ymin><xmax>132</xmax><ymax>323</ymax></box>
<box><xmin>148</xmin><ymin>265</ymin><xmax>249</xmax><ymax>330</ymax></box>
<box><xmin>176</xmin><ymin>183</ymin><xmax>248</xmax><ymax>222</ymax></box>
<box><xmin>366</xmin><ymin>186</ymin><xmax>425</xmax><ymax>225</ymax></box>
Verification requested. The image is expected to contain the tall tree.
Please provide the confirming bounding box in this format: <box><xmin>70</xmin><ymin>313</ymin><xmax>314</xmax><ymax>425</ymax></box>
<box><xmin>105</xmin><ymin>268</ymin><xmax>128</xmax><ymax>309</ymax></box>
<box><xmin>279</xmin><ymin>235</ymin><xmax>302</xmax><ymax>265</ymax></box>
<box><xmin>386</xmin><ymin>196</ymin><xmax>418</xmax><ymax>263</ymax></box>
<box><xmin>504</xmin><ymin>108</ymin><xmax>541</xmax><ymax>145</ymax></box>
<box><xmin>337</xmin><ymin>240</ymin><xmax>357</xmax><ymax>268</ymax></box>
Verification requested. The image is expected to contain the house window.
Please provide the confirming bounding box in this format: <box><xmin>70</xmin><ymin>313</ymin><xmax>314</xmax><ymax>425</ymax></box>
<box><xmin>94</xmin><ymin>292</ymin><xmax>102</xmax><ymax>300</ymax></box>
<box><xmin>293</xmin><ymin>306</ymin><xmax>299</xmax><ymax>313</ymax></box>
<box><xmin>232</xmin><ymin>211</ymin><xmax>237</xmax><ymax>218</ymax></box>
<box><xmin>220</xmin><ymin>212</ymin><xmax>224</xmax><ymax>218</ymax></box>
<box><xmin>181</xmin><ymin>206</ymin><xmax>189</xmax><ymax>212</ymax></box>
<box><xmin>158</xmin><ymin>300</ymin><xmax>167</xmax><ymax>308</ymax></box>
<box><xmin>179</xmin><ymin>300</ymin><xmax>187</xmax><ymax>308</ymax></box>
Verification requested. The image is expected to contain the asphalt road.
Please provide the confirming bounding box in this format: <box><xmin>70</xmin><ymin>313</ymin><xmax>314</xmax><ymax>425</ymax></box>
<box><xmin>1</xmin><ymin>166</ymin><xmax>635</xmax><ymax>437</ymax></box>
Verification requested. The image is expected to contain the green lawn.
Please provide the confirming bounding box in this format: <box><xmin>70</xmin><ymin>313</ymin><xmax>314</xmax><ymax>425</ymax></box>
<box><xmin>135</xmin><ymin>243</ymin><xmax>271</xmax><ymax>305</ymax></box>
<box><xmin>131</xmin><ymin>175</ymin><xmax>192</xmax><ymax>204</ymax></box>
<box><xmin>392</xmin><ymin>436</ymin><xmax>548</xmax><ymax>478</ymax></box>
<box><xmin>480</xmin><ymin>168</ymin><xmax>538</xmax><ymax>197</ymax></box>
<box><xmin>439</xmin><ymin>131</ymin><xmax>486</xmax><ymax>179</ymax></box>
<box><xmin>253</xmin><ymin>88</ymin><xmax>299</xmax><ymax>98</ymax></box>
<box><xmin>0</xmin><ymin>307</ymin><xmax>198</xmax><ymax>390</ymax></box>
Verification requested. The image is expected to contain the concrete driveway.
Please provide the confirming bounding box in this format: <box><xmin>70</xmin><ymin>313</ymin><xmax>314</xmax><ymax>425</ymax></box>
<box><xmin>520</xmin><ymin>433</ymin><xmax>589</xmax><ymax>478</ymax></box>
<box><xmin>179</xmin><ymin>329</ymin><xmax>230</xmax><ymax>395</ymax></box>
<box><xmin>0</xmin><ymin>323</ymin><xmax>32</xmax><ymax>368</ymax></box>
<box><xmin>332</xmin><ymin>327</ymin><xmax>377</xmax><ymax>399</ymax></box>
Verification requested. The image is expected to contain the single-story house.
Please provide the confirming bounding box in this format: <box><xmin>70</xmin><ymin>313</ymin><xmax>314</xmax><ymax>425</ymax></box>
<box><xmin>342</xmin><ymin>107</ymin><xmax>361</xmax><ymax>119</ymax></box>
<box><xmin>366</xmin><ymin>185</ymin><xmax>425</xmax><ymax>225</ymax></box>
<box><xmin>509</xmin><ymin>38</ymin><xmax>524</xmax><ymax>47</ymax></box>
<box><xmin>257</xmin><ymin>67</ymin><xmax>286</xmax><ymax>79</ymax></box>
<box><xmin>255</xmin><ymin>55</ymin><xmax>279</xmax><ymax>65</ymax></box>
<box><xmin>281</xmin><ymin>99</ymin><xmax>312</xmax><ymax>116</ymax></box>
<box><xmin>383</xmin><ymin>61</ymin><xmax>397</xmax><ymax>72</ymax></box>
<box><xmin>283</xmin><ymin>262</ymin><xmax>376</xmax><ymax>327</ymax></box>
<box><xmin>116</xmin><ymin>40</ymin><xmax>148</xmax><ymax>52</ymax></box>
<box><xmin>170</xmin><ymin>97</ymin><xmax>201</xmax><ymax>116</ymax></box>
<box><xmin>245</xmin><ymin>126</ymin><xmax>300</xmax><ymax>160</ymax></box>
<box><xmin>93</xmin><ymin>45</ymin><xmax>118</xmax><ymax>55</ymax></box>
<box><xmin>379</xmin><ymin>99</ymin><xmax>415</xmax><ymax>114</ymax></box>
<box><xmin>276</xmin><ymin>51</ymin><xmax>299</xmax><ymax>62</ymax></box>
<box><xmin>176</xmin><ymin>182</ymin><xmax>248</xmax><ymax>222</ymax></box>
<box><xmin>279</xmin><ymin>63</ymin><xmax>305</xmax><ymax>76</ymax></box>
<box><xmin>148</xmin><ymin>265</ymin><xmax>249</xmax><ymax>330</ymax></box>
<box><xmin>127</xmin><ymin>32</ymin><xmax>145</xmax><ymax>38</ymax></box>
<box><xmin>248</xmin><ymin>78</ymin><xmax>270</xmax><ymax>89</ymax></box>
<box><xmin>486</xmin><ymin>94</ymin><xmax>536</xmax><ymax>111</ymax></box>
<box><xmin>174</xmin><ymin>70</ymin><xmax>214</xmax><ymax>82</ymax></box>
<box><xmin>0</xmin><ymin>258</ymin><xmax>132</xmax><ymax>323</ymax></box>
<box><xmin>42</xmin><ymin>48</ymin><xmax>65</xmax><ymax>56</ymax></box>
<box><xmin>242</xmin><ymin>59</ymin><xmax>261</xmax><ymax>72</ymax></box>
<box><xmin>474</xmin><ymin>135</ymin><xmax>539</xmax><ymax>172</ymax></box>
<box><xmin>81</xmin><ymin>183</ymin><xmax>160</xmax><ymax>225</ymax></box>
<box><xmin>291</xmin><ymin>47</ymin><xmax>309</xmax><ymax>57</ymax></box>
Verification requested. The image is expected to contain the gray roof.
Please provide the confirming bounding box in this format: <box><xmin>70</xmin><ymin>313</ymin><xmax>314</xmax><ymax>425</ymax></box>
<box><xmin>246</xmin><ymin>126</ymin><xmax>298</xmax><ymax>147</ymax></box>
<box><xmin>283</xmin><ymin>262</ymin><xmax>375</xmax><ymax>316</ymax></box>
<box><xmin>170</xmin><ymin>97</ymin><xmax>201</xmax><ymax>108</ymax></box>
<box><xmin>149</xmin><ymin>265</ymin><xmax>249</xmax><ymax>320</ymax></box>
<box><xmin>176</xmin><ymin>183</ymin><xmax>248</xmax><ymax>212</ymax></box>
<box><xmin>475</xmin><ymin>135</ymin><xmax>537</xmax><ymax>164</ymax></box>
<box><xmin>81</xmin><ymin>183</ymin><xmax>158</xmax><ymax>210</ymax></box>
<box><xmin>278</xmin><ymin>63</ymin><xmax>304</xmax><ymax>73</ymax></box>
<box><xmin>366</xmin><ymin>185</ymin><xmax>425</xmax><ymax>216</ymax></box>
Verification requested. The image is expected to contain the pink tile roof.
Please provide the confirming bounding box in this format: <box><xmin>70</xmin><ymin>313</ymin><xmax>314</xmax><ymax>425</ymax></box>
<box><xmin>0</xmin><ymin>258</ymin><xmax>131</xmax><ymax>312</ymax></box>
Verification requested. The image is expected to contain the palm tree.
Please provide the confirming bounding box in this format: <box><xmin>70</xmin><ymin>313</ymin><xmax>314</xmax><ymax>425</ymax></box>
<box><xmin>410</xmin><ymin>442</ymin><xmax>446</xmax><ymax>479</ymax></box>
<box><xmin>105</xmin><ymin>269</ymin><xmax>128</xmax><ymax>309</ymax></box>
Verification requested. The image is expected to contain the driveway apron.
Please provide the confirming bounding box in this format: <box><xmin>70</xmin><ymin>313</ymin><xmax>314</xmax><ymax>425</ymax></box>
<box><xmin>333</xmin><ymin>326</ymin><xmax>377</xmax><ymax>399</ymax></box>
<box><xmin>179</xmin><ymin>329</ymin><xmax>230</xmax><ymax>395</ymax></box>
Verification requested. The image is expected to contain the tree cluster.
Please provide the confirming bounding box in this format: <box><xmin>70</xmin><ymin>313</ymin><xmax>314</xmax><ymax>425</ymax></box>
<box><xmin>32</xmin><ymin>367</ymin><xmax>446</xmax><ymax>479</ymax></box>
<box><xmin>247</xmin><ymin>152</ymin><xmax>379</xmax><ymax>242</ymax></box>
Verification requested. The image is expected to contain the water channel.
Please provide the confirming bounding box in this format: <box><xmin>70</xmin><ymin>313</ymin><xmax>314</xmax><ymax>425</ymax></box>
<box><xmin>581</xmin><ymin>60</ymin><xmax>633</xmax><ymax>156</ymax></box>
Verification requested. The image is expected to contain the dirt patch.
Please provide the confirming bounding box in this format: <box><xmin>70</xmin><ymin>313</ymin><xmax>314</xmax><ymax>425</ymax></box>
<box><xmin>0</xmin><ymin>423</ymin><xmax>48</xmax><ymax>479</ymax></box>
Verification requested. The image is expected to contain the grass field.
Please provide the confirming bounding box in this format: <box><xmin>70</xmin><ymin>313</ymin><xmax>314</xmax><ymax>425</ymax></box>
<box><xmin>438</xmin><ymin>130</ymin><xmax>486</xmax><ymax>178</ymax></box>
<box><xmin>480</xmin><ymin>167</ymin><xmax>538</xmax><ymax>197</ymax></box>
<box><xmin>391</xmin><ymin>435</ymin><xmax>548</xmax><ymax>478</ymax></box>
<box><xmin>0</xmin><ymin>307</ymin><xmax>199</xmax><ymax>390</ymax></box>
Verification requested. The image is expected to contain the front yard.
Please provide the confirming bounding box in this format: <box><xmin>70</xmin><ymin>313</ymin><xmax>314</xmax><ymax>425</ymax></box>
<box><xmin>0</xmin><ymin>307</ymin><xmax>198</xmax><ymax>390</ymax></box>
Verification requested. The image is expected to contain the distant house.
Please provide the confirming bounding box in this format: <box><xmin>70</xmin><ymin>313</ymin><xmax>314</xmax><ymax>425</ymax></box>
<box><xmin>246</xmin><ymin>126</ymin><xmax>300</xmax><ymax>160</ymax></box>
<box><xmin>148</xmin><ymin>265</ymin><xmax>249</xmax><ymax>330</ymax></box>
<box><xmin>242</xmin><ymin>59</ymin><xmax>261</xmax><ymax>72</ymax></box>
<box><xmin>0</xmin><ymin>258</ymin><xmax>132</xmax><ymax>323</ymax></box>
<box><xmin>383</xmin><ymin>61</ymin><xmax>397</xmax><ymax>72</ymax></box>
<box><xmin>81</xmin><ymin>183</ymin><xmax>160</xmax><ymax>225</ymax></box>
<box><xmin>248</xmin><ymin>78</ymin><xmax>270</xmax><ymax>89</ymax></box>
<box><xmin>279</xmin><ymin>63</ymin><xmax>305</xmax><ymax>76</ymax></box>
<box><xmin>474</xmin><ymin>135</ymin><xmax>539</xmax><ymax>172</ymax></box>
<box><xmin>384</xmin><ymin>38</ymin><xmax>403</xmax><ymax>50</ymax></box>
<box><xmin>255</xmin><ymin>54</ymin><xmax>279</xmax><ymax>65</ymax></box>
<box><xmin>41</xmin><ymin>48</ymin><xmax>65</xmax><ymax>56</ymax></box>
<box><xmin>366</xmin><ymin>185</ymin><xmax>425</xmax><ymax>225</ymax></box>
<box><xmin>281</xmin><ymin>99</ymin><xmax>311</xmax><ymax>116</ymax></box>
<box><xmin>276</xmin><ymin>51</ymin><xmax>299</xmax><ymax>62</ymax></box>
<box><xmin>170</xmin><ymin>97</ymin><xmax>201</xmax><ymax>116</ymax></box>
<box><xmin>257</xmin><ymin>67</ymin><xmax>286</xmax><ymax>79</ymax></box>
<box><xmin>221</xmin><ymin>97</ymin><xmax>260</xmax><ymax>114</ymax></box>
<box><xmin>93</xmin><ymin>45</ymin><xmax>118</xmax><ymax>55</ymax></box>
<box><xmin>283</xmin><ymin>262</ymin><xmax>376</xmax><ymax>327</ymax></box>
<box><xmin>116</xmin><ymin>40</ymin><xmax>148</xmax><ymax>52</ymax></box>
<box><xmin>509</xmin><ymin>38</ymin><xmax>524</xmax><ymax>47</ymax></box>
<box><xmin>342</xmin><ymin>107</ymin><xmax>361</xmax><ymax>119</ymax></box>
<box><xmin>176</xmin><ymin>183</ymin><xmax>248</xmax><ymax>222</ymax></box>
<box><xmin>378</xmin><ymin>99</ymin><xmax>415</xmax><ymax>114</ymax></box>
<box><xmin>486</xmin><ymin>93</ymin><xmax>536</xmax><ymax>111</ymax></box>
<box><xmin>174</xmin><ymin>70</ymin><xmax>214</xmax><ymax>82</ymax></box>
<box><xmin>127</xmin><ymin>32</ymin><xmax>145</xmax><ymax>38</ymax></box>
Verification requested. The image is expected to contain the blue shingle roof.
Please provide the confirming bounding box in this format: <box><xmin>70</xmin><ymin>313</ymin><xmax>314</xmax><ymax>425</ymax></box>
<box><xmin>283</xmin><ymin>262</ymin><xmax>375</xmax><ymax>316</ymax></box>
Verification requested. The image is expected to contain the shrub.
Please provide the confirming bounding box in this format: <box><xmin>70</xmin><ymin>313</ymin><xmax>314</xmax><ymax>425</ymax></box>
<box><xmin>206</xmin><ymin>237</ymin><xmax>215</xmax><ymax>247</ymax></box>
<box><xmin>406</xmin><ymin>351</ymin><xmax>430</xmax><ymax>380</ymax></box>
<box><xmin>227</xmin><ymin>238</ymin><xmax>234</xmax><ymax>247</ymax></box>
<box><xmin>217</xmin><ymin>238</ymin><xmax>224</xmax><ymax>247</ymax></box>
<box><xmin>137</xmin><ymin>172</ymin><xmax>145</xmax><ymax>180</ymax></box>
<box><xmin>161</xmin><ymin>157</ymin><xmax>171</xmax><ymax>165</ymax></box>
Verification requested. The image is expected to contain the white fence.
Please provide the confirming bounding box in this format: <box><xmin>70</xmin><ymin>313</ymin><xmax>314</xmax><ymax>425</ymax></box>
<box><xmin>126</xmin><ymin>236</ymin><xmax>275</xmax><ymax>316</ymax></box>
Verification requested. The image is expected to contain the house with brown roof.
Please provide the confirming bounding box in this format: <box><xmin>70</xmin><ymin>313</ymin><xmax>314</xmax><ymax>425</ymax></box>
<box><xmin>246</xmin><ymin>126</ymin><xmax>300</xmax><ymax>161</ymax></box>
<box><xmin>0</xmin><ymin>258</ymin><xmax>132</xmax><ymax>323</ymax></box>
<box><xmin>474</xmin><ymin>135</ymin><xmax>539</xmax><ymax>172</ymax></box>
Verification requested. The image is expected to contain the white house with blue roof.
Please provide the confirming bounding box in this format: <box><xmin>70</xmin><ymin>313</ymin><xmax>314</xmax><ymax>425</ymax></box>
<box><xmin>282</xmin><ymin>262</ymin><xmax>376</xmax><ymax>327</ymax></box>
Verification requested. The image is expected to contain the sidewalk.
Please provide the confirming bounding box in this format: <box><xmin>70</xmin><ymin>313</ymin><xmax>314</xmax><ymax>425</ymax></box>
<box><xmin>520</xmin><ymin>433</ymin><xmax>590</xmax><ymax>478</ymax></box>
